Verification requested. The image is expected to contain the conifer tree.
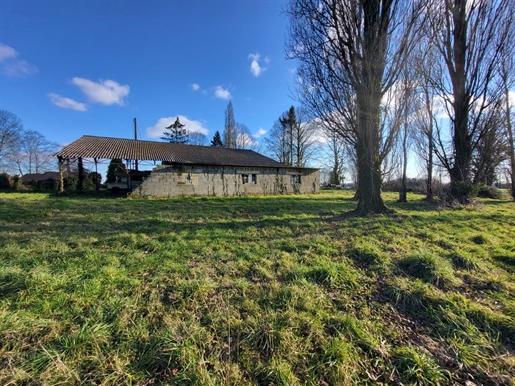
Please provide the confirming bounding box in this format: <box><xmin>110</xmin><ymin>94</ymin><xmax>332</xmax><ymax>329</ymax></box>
<box><xmin>211</xmin><ymin>131</ymin><xmax>224</xmax><ymax>147</ymax></box>
<box><xmin>106</xmin><ymin>159</ymin><xmax>124</xmax><ymax>183</ymax></box>
<box><xmin>162</xmin><ymin>117</ymin><xmax>188</xmax><ymax>144</ymax></box>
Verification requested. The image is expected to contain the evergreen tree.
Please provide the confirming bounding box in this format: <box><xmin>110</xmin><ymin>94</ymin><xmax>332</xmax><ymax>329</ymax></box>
<box><xmin>106</xmin><ymin>159</ymin><xmax>124</xmax><ymax>183</ymax></box>
<box><xmin>211</xmin><ymin>131</ymin><xmax>224</xmax><ymax>147</ymax></box>
<box><xmin>162</xmin><ymin>117</ymin><xmax>188</xmax><ymax>144</ymax></box>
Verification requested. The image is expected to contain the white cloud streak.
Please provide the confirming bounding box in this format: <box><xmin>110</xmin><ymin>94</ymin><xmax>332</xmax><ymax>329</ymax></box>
<box><xmin>0</xmin><ymin>43</ymin><xmax>39</xmax><ymax>77</ymax></box>
<box><xmin>248</xmin><ymin>53</ymin><xmax>269</xmax><ymax>77</ymax></box>
<box><xmin>71</xmin><ymin>77</ymin><xmax>130</xmax><ymax>106</ymax></box>
<box><xmin>146</xmin><ymin>115</ymin><xmax>209</xmax><ymax>138</ymax></box>
<box><xmin>214</xmin><ymin>86</ymin><xmax>231</xmax><ymax>100</ymax></box>
<box><xmin>191</xmin><ymin>83</ymin><xmax>200</xmax><ymax>91</ymax></box>
<box><xmin>48</xmin><ymin>93</ymin><xmax>88</xmax><ymax>112</ymax></box>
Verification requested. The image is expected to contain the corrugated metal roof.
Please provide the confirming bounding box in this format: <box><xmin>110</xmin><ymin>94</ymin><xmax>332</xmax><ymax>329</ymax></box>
<box><xmin>54</xmin><ymin>135</ymin><xmax>291</xmax><ymax>168</ymax></box>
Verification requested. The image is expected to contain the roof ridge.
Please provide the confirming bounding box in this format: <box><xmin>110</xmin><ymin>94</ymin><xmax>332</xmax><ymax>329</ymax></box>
<box><xmin>80</xmin><ymin>135</ymin><xmax>257</xmax><ymax>152</ymax></box>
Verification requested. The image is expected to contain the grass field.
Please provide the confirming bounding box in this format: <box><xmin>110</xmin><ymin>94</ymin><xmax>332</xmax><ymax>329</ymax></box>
<box><xmin>0</xmin><ymin>190</ymin><xmax>514</xmax><ymax>385</ymax></box>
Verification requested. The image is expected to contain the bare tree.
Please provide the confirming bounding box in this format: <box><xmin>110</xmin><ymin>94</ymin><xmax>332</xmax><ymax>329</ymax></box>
<box><xmin>292</xmin><ymin>108</ymin><xmax>319</xmax><ymax>167</ymax></box>
<box><xmin>265</xmin><ymin>106</ymin><xmax>318</xmax><ymax>167</ymax></box>
<box><xmin>426</xmin><ymin>0</ymin><xmax>513</xmax><ymax>203</ymax></box>
<box><xmin>188</xmin><ymin>132</ymin><xmax>207</xmax><ymax>146</ymax></box>
<box><xmin>471</xmin><ymin>101</ymin><xmax>508</xmax><ymax>185</ymax></box>
<box><xmin>396</xmin><ymin>64</ymin><xmax>419</xmax><ymax>202</ymax></box>
<box><xmin>286</xmin><ymin>0</ymin><xmax>423</xmax><ymax>215</ymax></box>
<box><xmin>411</xmin><ymin>43</ymin><xmax>441</xmax><ymax>201</ymax></box>
<box><xmin>500</xmin><ymin>27</ymin><xmax>515</xmax><ymax>200</ymax></box>
<box><xmin>0</xmin><ymin>110</ymin><xmax>23</xmax><ymax>170</ymax></box>
<box><xmin>265</xmin><ymin>119</ymin><xmax>290</xmax><ymax>165</ymax></box>
<box><xmin>8</xmin><ymin>130</ymin><xmax>58</xmax><ymax>175</ymax></box>
<box><xmin>322</xmin><ymin>129</ymin><xmax>347</xmax><ymax>185</ymax></box>
<box><xmin>234</xmin><ymin>123</ymin><xmax>256</xmax><ymax>150</ymax></box>
<box><xmin>223</xmin><ymin>101</ymin><xmax>237</xmax><ymax>149</ymax></box>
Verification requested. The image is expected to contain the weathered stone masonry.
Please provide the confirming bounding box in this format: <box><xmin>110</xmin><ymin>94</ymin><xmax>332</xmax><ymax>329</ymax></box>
<box><xmin>131</xmin><ymin>164</ymin><xmax>320</xmax><ymax>198</ymax></box>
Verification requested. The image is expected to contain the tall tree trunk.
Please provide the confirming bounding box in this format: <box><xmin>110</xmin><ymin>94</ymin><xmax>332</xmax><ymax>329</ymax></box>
<box><xmin>351</xmin><ymin>0</ymin><xmax>391</xmax><ymax>215</ymax></box>
<box><xmin>504</xmin><ymin>74</ymin><xmax>515</xmax><ymax>200</ymax></box>
<box><xmin>450</xmin><ymin>99</ymin><xmax>472</xmax><ymax>202</ymax></box>
<box><xmin>399</xmin><ymin>131</ymin><xmax>408</xmax><ymax>202</ymax></box>
<box><xmin>354</xmin><ymin>88</ymin><xmax>389</xmax><ymax>215</ymax></box>
<box><xmin>399</xmin><ymin>91</ymin><xmax>410</xmax><ymax>203</ymax></box>
<box><xmin>355</xmin><ymin>141</ymin><xmax>387</xmax><ymax>214</ymax></box>
<box><xmin>448</xmin><ymin>0</ymin><xmax>472</xmax><ymax>203</ymax></box>
<box><xmin>427</xmin><ymin>126</ymin><xmax>434</xmax><ymax>200</ymax></box>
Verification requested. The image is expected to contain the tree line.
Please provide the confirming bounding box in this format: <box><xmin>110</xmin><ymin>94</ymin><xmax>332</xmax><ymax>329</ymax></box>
<box><xmin>0</xmin><ymin>110</ymin><xmax>58</xmax><ymax>176</ymax></box>
<box><xmin>286</xmin><ymin>0</ymin><xmax>515</xmax><ymax>214</ymax></box>
<box><xmin>161</xmin><ymin>101</ymin><xmax>260</xmax><ymax>151</ymax></box>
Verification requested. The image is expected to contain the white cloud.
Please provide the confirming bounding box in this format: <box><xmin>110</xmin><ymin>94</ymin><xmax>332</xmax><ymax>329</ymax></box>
<box><xmin>146</xmin><ymin>115</ymin><xmax>209</xmax><ymax>138</ymax></box>
<box><xmin>0</xmin><ymin>43</ymin><xmax>17</xmax><ymax>61</ymax></box>
<box><xmin>253</xmin><ymin>128</ymin><xmax>267</xmax><ymax>138</ymax></box>
<box><xmin>248</xmin><ymin>53</ymin><xmax>269</xmax><ymax>77</ymax></box>
<box><xmin>0</xmin><ymin>43</ymin><xmax>39</xmax><ymax>77</ymax></box>
<box><xmin>214</xmin><ymin>86</ymin><xmax>231</xmax><ymax>100</ymax></box>
<box><xmin>48</xmin><ymin>93</ymin><xmax>88</xmax><ymax>112</ymax></box>
<box><xmin>191</xmin><ymin>83</ymin><xmax>200</xmax><ymax>91</ymax></box>
<box><xmin>71</xmin><ymin>77</ymin><xmax>130</xmax><ymax>106</ymax></box>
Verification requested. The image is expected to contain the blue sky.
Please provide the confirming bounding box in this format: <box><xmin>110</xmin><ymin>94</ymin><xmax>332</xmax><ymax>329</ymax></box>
<box><xmin>0</xmin><ymin>0</ymin><xmax>296</xmax><ymax>149</ymax></box>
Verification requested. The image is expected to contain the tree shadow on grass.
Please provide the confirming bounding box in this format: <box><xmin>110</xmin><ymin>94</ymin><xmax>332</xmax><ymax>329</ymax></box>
<box><xmin>379</xmin><ymin>282</ymin><xmax>515</xmax><ymax>384</ymax></box>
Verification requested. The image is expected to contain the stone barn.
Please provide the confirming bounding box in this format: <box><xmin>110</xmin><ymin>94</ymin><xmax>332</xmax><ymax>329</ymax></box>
<box><xmin>54</xmin><ymin>135</ymin><xmax>319</xmax><ymax>197</ymax></box>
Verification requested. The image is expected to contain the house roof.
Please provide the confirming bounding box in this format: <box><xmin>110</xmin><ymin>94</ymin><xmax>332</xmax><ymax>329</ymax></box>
<box><xmin>21</xmin><ymin>172</ymin><xmax>61</xmax><ymax>183</ymax></box>
<box><xmin>21</xmin><ymin>171</ymin><xmax>76</xmax><ymax>183</ymax></box>
<box><xmin>54</xmin><ymin>135</ymin><xmax>295</xmax><ymax>169</ymax></box>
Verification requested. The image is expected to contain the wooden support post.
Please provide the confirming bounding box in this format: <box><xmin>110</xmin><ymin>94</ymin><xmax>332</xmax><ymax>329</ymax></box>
<box><xmin>94</xmin><ymin>158</ymin><xmax>99</xmax><ymax>191</ymax></box>
<box><xmin>78</xmin><ymin>157</ymin><xmax>84</xmax><ymax>193</ymax></box>
<box><xmin>58</xmin><ymin>156</ymin><xmax>64</xmax><ymax>194</ymax></box>
<box><xmin>125</xmin><ymin>159</ymin><xmax>130</xmax><ymax>190</ymax></box>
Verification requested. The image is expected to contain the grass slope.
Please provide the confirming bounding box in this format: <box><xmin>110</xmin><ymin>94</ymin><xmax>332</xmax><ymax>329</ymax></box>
<box><xmin>0</xmin><ymin>190</ymin><xmax>514</xmax><ymax>385</ymax></box>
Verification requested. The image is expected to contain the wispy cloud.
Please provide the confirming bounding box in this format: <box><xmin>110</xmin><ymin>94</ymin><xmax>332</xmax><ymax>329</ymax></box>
<box><xmin>71</xmin><ymin>77</ymin><xmax>130</xmax><ymax>106</ymax></box>
<box><xmin>146</xmin><ymin>115</ymin><xmax>209</xmax><ymax>138</ymax></box>
<box><xmin>48</xmin><ymin>93</ymin><xmax>88</xmax><ymax>112</ymax></box>
<box><xmin>248</xmin><ymin>53</ymin><xmax>269</xmax><ymax>77</ymax></box>
<box><xmin>253</xmin><ymin>128</ymin><xmax>267</xmax><ymax>138</ymax></box>
<box><xmin>0</xmin><ymin>43</ymin><xmax>17</xmax><ymax>61</ymax></box>
<box><xmin>214</xmin><ymin>86</ymin><xmax>231</xmax><ymax>100</ymax></box>
<box><xmin>0</xmin><ymin>43</ymin><xmax>39</xmax><ymax>77</ymax></box>
<box><xmin>191</xmin><ymin>83</ymin><xmax>200</xmax><ymax>91</ymax></box>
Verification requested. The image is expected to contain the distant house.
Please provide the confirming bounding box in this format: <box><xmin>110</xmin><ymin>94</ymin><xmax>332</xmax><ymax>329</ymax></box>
<box><xmin>21</xmin><ymin>171</ymin><xmax>62</xmax><ymax>184</ymax></box>
<box><xmin>54</xmin><ymin>135</ymin><xmax>320</xmax><ymax>197</ymax></box>
<box><xmin>21</xmin><ymin>170</ymin><xmax>78</xmax><ymax>189</ymax></box>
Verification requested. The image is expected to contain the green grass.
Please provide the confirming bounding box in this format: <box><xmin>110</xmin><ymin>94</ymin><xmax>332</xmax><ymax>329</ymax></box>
<box><xmin>0</xmin><ymin>190</ymin><xmax>514</xmax><ymax>385</ymax></box>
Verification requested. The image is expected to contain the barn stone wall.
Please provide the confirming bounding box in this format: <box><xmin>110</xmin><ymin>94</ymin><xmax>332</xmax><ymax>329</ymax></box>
<box><xmin>131</xmin><ymin>165</ymin><xmax>319</xmax><ymax>198</ymax></box>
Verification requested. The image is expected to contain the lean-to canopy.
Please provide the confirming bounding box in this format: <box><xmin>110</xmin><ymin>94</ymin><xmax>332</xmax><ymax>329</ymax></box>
<box><xmin>54</xmin><ymin>135</ymin><xmax>297</xmax><ymax>169</ymax></box>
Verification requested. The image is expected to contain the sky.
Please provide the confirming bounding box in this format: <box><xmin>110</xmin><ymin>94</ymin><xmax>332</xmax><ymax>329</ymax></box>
<box><xmin>0</xmin><ymin>0</ymin><xmax>297</xmax><ymax>156</ymax></box>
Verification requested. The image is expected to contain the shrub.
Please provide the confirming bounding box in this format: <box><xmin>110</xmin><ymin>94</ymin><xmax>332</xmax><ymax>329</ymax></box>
<box><xmin>26</xmin><ymin>178</ymin><xmax>58</xmax><ymax>190</ymax></box>
<box><xmin>477</xmin><ymin>186</ymin><xmax>506</xmax><ymax>199</ymax></box>
<box><xmin>0</xmin><ymin>173</ymin><xmax>12</xmax><ymax>189</ymax></box>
